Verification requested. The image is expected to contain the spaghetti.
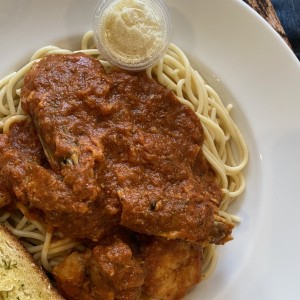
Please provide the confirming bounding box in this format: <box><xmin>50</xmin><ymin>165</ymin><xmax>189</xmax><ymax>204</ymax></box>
<box><xmin>0</xmin><ymin>31</ymin><xmax>248</xmax><ymax>280</ymax></box>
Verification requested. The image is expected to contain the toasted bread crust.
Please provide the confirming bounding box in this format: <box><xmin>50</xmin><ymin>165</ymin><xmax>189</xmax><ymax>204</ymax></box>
<box><xmin>0</xmin><ymin>224</ymin><xmax>64</xmax><ymax>299</ymax></box>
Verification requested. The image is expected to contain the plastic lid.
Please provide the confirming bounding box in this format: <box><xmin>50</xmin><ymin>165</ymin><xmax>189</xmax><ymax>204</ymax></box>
<box><xmin>93</xmin><ymin>0</ymin><xmax>173</xmax><ymax>71</ymax></box>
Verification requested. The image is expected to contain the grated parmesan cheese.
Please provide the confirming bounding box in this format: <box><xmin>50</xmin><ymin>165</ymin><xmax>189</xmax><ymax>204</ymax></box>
<box><xmin>96</xmin><ymin>0</ymin><xmax>169</xmax><ymax>67</ymax></box>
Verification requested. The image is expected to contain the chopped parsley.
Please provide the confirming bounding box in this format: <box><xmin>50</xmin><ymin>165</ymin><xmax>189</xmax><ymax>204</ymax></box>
<box><xmin>1</xmin><ymin>259</ymin><xmax>17</xmax><ymax>270</ymax></box>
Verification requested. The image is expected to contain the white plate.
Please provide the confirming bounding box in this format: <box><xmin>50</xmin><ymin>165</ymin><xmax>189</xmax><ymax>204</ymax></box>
<box><xmin>1</xmin><ymin>0</ymin><xmax>300</xmax><ymax>299</ymax></box>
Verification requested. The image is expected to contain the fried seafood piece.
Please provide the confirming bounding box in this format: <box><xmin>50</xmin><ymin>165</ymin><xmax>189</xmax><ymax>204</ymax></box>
<box><xmin>103</xmin><ymin>70</ymin><xmax>233</xmax><ymax>244</ymax></box>
<box><xmin>53</xmin><ymin>232</ymin><xmax>146</xmax><ymax>300</ymax></box>
<box><xmin>53</xmin><ymin>232</ymin><xmax>203</xmax><ymax>300</ymax></box>
<box><xmin>52</xmin><ymin>251</ymin><xmax>95</xmax><ymax>300</ymax></box>
<box><xmin>0</xmin><ymin>119</ymin><xmax>119</xmax><ymax>240</ymax></box>
<box><xmin>89</xmin><ymin>234</ymin><xmax>145</xmax><ymax>300</ymax></box>
<box><xmin>21</xmin><ymin>53</ymin><xmax>232</xmax><ymax>244</ymax></box>
<box><xmin>21</xmin><ymin>53</ymin><xmax>112</xmax><ymax>202</ymax></box>
<box><xmin>141</xmin><ymin>237</ymin><xmax>202</xmax><ymax>300</ymax></box>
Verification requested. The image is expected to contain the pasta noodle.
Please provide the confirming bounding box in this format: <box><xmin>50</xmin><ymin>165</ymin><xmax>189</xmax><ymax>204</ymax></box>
<box><xmin>0</xmin><ymin>31</ymin><xmax>248</xmax><ymax>279</ymax></box>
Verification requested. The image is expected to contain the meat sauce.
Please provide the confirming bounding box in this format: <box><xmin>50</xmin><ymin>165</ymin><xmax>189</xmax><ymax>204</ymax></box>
<box><xmin>19</xmin><ymin>53</ymin><xmax>231</xmax><ymax>244</ymax></box>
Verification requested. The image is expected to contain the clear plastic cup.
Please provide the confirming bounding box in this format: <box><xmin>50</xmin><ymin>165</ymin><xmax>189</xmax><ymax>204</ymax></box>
<box><xmin>92</xmin><ymin>0</ymin><xmax>173</xmax><ymax>71</ymax></box>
